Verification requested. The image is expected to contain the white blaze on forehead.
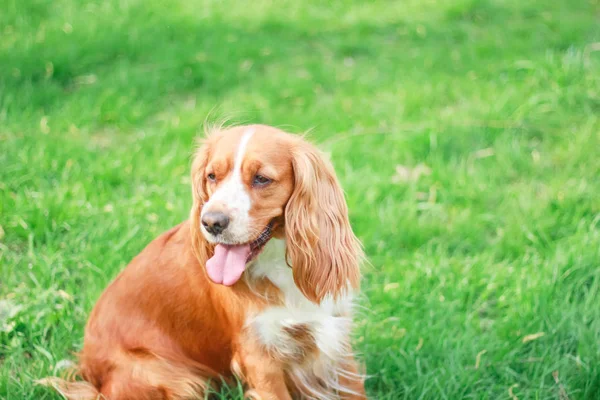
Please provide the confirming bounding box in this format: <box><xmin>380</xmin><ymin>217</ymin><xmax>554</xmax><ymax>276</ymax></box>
<box><xmin>201</xmin><ymin>128</ymin><xmax>255</xmax><ymax>244</ymax></box>
<box><xmin>234</xmin><ymin>128</ymin><xmax>255</xmax><ymax>174</ymax></box>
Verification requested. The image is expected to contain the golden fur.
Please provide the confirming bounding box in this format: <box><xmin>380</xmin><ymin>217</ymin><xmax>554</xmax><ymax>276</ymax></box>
<box><xmin>41</xmin><ymin>125</ymin><xmax>366</xmax><ymax>400</ymax></box>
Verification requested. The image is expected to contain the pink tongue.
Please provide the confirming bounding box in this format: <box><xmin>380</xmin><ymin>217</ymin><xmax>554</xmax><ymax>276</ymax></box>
<box><xmin>206</xmin><ymin>244</ymin><xmax>251</xmax><ymax>286</ymax></box>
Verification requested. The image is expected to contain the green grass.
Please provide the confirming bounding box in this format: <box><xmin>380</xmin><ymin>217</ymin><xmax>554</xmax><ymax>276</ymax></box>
<box><xmin>1</xmin><ymin>0</ymin><xmax>600</xmax><ymax>398</ymax></box>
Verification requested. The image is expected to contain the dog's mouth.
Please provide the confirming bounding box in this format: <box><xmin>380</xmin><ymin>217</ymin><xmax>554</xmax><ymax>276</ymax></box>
<box><xmin>205</xmin><ymin>222</ymin><xmax>274</xmax><ymax>286</ymax></box>
<box><xmin>247</xmin><ymin>221</ymin><xmax>274</xmax><ymax>263</ymax></box>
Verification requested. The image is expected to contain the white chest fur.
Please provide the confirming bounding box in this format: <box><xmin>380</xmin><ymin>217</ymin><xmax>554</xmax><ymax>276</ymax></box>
<box><xmin>247</xmin><ymin>239</ymin><xmax>354</xmax><ymax>362</ymax></box>
<box><xmin>246</xmin><ymin>239</ymin><xmax>362</xmax><ymax>399</ymax></box>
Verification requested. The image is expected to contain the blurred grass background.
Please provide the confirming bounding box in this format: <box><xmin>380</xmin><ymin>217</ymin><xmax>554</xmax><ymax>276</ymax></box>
<box><xmin>1</xmin><ymin>0</ymin><xmax>600</xmax><ymax>398</ymax></box>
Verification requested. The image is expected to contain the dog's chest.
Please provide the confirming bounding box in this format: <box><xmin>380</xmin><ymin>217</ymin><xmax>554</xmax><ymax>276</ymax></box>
<box><xmin>247</xmin><ymin>240</ymin><xmax>353</xmax><ymax>363</ymax></box>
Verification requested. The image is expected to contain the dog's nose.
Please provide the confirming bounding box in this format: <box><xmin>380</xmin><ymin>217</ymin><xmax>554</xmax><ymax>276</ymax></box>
<box><xmin>201</xmin><ymin>212</ymin><xmax>230</xmax><ymax>235</ymax></box>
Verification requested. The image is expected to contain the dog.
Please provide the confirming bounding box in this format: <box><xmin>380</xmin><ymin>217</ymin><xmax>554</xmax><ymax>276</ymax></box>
<box><xmin>42</xmin><ymin>124</ymin><xmax>366</xmax><ymax>399</ymax></box>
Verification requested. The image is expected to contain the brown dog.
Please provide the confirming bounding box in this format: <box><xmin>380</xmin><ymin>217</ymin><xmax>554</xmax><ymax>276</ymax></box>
<box><xmin>42</xmin><ymin>125</ymin><xmax>366</xmax><ymax>400</ymax></box>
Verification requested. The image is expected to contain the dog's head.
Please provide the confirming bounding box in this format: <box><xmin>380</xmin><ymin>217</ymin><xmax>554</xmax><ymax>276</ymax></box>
<box><xmin>190</xmin><ymin>124</ymin><xmax>362</xmax><ymax>303</ymax></box>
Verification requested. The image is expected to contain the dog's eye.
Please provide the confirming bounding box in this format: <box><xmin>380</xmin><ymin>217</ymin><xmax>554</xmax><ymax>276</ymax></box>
<box><xmin>207</xmin><ymin>173</ymin><xmax>216</xmax><ymax>182</ymax></box>
<box><xmin>253</xmin><ymin>174</ymin><xmax>271</xmax><ymax>186</ymax></box>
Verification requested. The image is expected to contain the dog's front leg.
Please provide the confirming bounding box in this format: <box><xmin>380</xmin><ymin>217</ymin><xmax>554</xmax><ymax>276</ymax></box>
<box><xmin>233</xmin><ymin>333</ymin><xmax>292</xmax><ymax>400</ymax></box>
<box><xmin>338</xmin><ymin>354</ymin><xmax>368</xmax><ymax>399</ymax></box>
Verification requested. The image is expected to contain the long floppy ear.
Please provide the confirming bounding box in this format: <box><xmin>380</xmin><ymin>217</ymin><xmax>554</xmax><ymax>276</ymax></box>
<box><xmin>189</xmin><ymin>140</ymin><xmax>214</xmax><ymax>265</ymax></box>
<box><xmin>285</xmin><ymin>141</ymin><xmax>363</xmax><ymax>304</ymax></box>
